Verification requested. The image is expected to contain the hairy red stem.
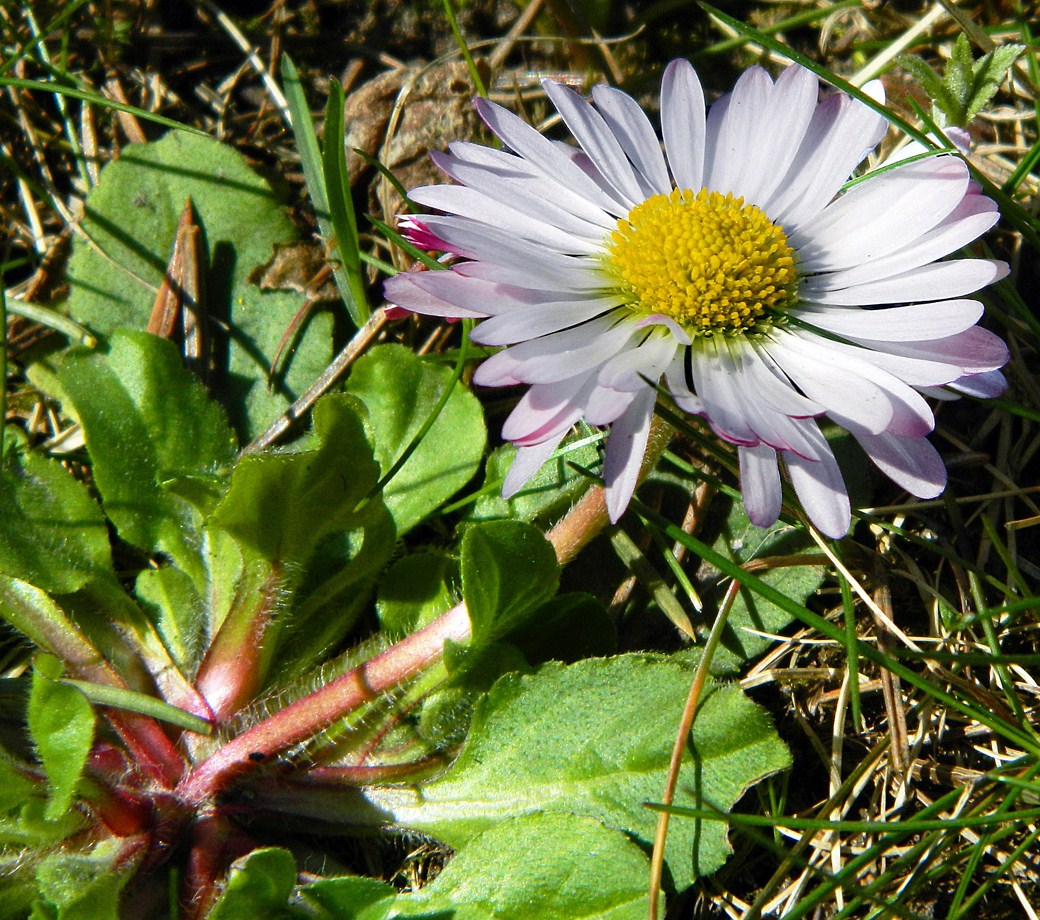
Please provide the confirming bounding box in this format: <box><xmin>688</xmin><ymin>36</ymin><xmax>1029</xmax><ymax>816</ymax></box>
<box><xmin>177</xmin><ymin>602</ymin><xmax>471</xmax><ymax>804</ymax></box>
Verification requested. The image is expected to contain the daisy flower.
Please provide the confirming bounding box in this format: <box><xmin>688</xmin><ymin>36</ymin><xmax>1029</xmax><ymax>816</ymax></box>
<box><xmin>383</xmin><ymin>61</ymin><xmax>1009</xmax><ymax>538</ymax></box>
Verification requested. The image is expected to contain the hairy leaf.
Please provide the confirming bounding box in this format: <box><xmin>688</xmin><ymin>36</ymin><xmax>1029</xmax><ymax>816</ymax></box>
<box><xmin>0</xmin><ymin>435</ymin><xmax>113</xmax><ymax>594</ymax></box>
<box><xmin>370</xmin><ymin>655</ymin><xmax>790</xmax><ymax>879</ymax></box>
<box><xmin>393</xmin><ymin>814</ymin><xmax>656</xmax><ymax>919</ymax></box>
<box><xmin>27</xmin><ymin>655</ymin><xmax>95</xmax><ymax>822</ymax></box>
<box><xmin>209</xmin><ymin>393</ymin><xmax>380</xmax><ymax>565</ymax></box>
<box><xmin>57</xmin><ymin>331</ymin><xmax>236</xmax><ymax>587</ymax></box>
<box><xmin>209</xmin><ymin>848</ymin><xmax>297</xmax><ymax>920</ymax></box>
<box><xmin>704</xmin><ymin>498</ymin><xmax>825</xmax><ymax>672</ymax></box>
<box><xmin>461</xmin><ymin>520</ymin><xmax>560</xmax><ymax>646</ymax></box>
<box><xmin>376</xmin><ymin>550</ymin><xmax>458</xmax><ymax>636</ymax></box>
<box><xmin>298</xmin><ymin>877</ymin><xmax>396</xmax><ymax>920</ymax></box>
<box><xmin>901</xmin><ymin>35</ymin><xmax>1023</xmax><ymax>127</ymax></box>
<box><xmin>135</xmin><ymin>566</ymin><xmax>204</xmax><ymax>674</ymax></box>
<box><xmin>34</xmin><ymin>840</ymin><xmax>132</xmax><ymax>920</ymax></box>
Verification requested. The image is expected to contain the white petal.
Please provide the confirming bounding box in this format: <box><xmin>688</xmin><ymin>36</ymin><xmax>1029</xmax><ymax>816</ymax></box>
<box><xmin>409</xmin><ymin>184</ymin><xmax>602</xmax><ymax>255</ymax></box>
<box><xmin>452</xmin><ymin>259</ymin><xmax>604</xmax><ymax>293</ymax></box>
<box><xmin>792</xmin><ymin>300</ymin><xmax>984</xmax><ymax>341</ymax></box>
<box><xmin>585</xmin><ymin>384</ymin><xmax>638</xmax><ymax>427</ymax></box>
<box><xmin>740</xmin><ymin>444</ymin><xmax>783</xmax><ymax>528</ymax></box>
<box><xmin>543</xmin><ymin>80</ymin><xmax>644</xmax><ymax>206</ymax></box>
<box><xmin>791</xmin><ymin>157</ymin><xmax>969</xmax><ymax>273</ymax></box>
<box><xmin>416</xmin><ymin>214</ymin><xmax>577</xmax><ymax>266</ymax></box>
<box><xmin>783</xmin><ymin>427</ymin><xmax>851</xmax><ymax>538</ymax></box>
<box><xmin>801</xmin><ymin>259</ymin><xmax>1006</xmax><ymax>306</ymax></box>
<box><xmin>800</xmin><ymin>192</ymin><xmax>999</xmax><ymax>290</ymax></box>
<box><xmin>503</xmin><ymin>431</ymin><xmax>568</xmax><ymax>498</ymax></box>
<box><xmin>828</xmin><ymin>380</ymin><xmax>935</xmax><ymax>439</ymax></box>
<box><xmin>383</xmin><ymin>271</ymin><xmax>491</xmax><ymax>319</ymax></box>
<box><xmin>783</xmin><ymin>329</ymin><xmax>964</xmax><ymax>385</ymax></box>
<box><xmin>470</xmin><ymin>297</ymin><xmax>621</xmax><ymax>345</ymax></box>
<box><xmin>762</xmin><ymin>332</ymin><xmax>894</xmax><ymax>433</ymax></box>
<box><xmin>737</xmin><ymin>389</ymin><xmax>824</xmax><ymax>457</ymax></box>
<box><xmin>475</xmin><ymin>315</ymin><xmax>635</xmax><ymax>386</ymax></box>
<box><xmin>766</xmin><ymin>88</ymin><xmax>887</xmax><ymax>227</ymax></box>
<box><xmin>604</xmin><ymin>387</ymin><xmax>657</xmax><ymax>522</ymax></box>
<box><xmin>778</xmin><ymin>330</ymin><xmax>938</xmax><ymax>435</ymax></box>
<box><xmin>473</xmin><ymin>97</ymin><xmax>627</xmax><ymax>215</ymax></box>
<box><xmin>743</xmin><ymin>345</ymin><xmax>823</xmax><ymax>416</ymax></box>
<box><xmin>591</xmin><ymin>84</ymin><xmax>671</xmax><ymax>195</ymax></box>
<box><xmin>436</xmin><ymin>145</ymin><xmax>617</xmax><ymax>232</ymax></box>
<box><xmin>661</xmin><ymin>59</ymin><xmax>706</xmax><ymax>191</ymax></box>
<box><xmin>597</xmin><ymin>331</ymin><xmax>678</xmax><ymax>391</ymax></box>
<box><xmin>664</xmin><ymin>356</ymin><xmax>705</xmax><ymax>416</ymax></box>
<box><xmin>686</xmin><ymin>341</ymin><xmax>759</xmax><ymax>444</ymax></box>
<box><xmin>704</xmin><ymin>66</ymin><xmax>773</xmax><ymax>196</ymax></box>
<box><xmin>740</xmin><ymin>65</ymin><xmax>821</xmax><ymax>206</ymax></box>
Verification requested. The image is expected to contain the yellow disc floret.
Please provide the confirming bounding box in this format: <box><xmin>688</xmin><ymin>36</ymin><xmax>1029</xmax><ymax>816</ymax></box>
<box><xmin>606</xmin><ymin>188</ymin><xmax>798</xmax><ymax>336</ymax></box>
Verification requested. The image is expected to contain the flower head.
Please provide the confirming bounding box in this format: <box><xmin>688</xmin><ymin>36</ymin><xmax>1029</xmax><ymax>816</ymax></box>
<box><xmin>384</xmin><ymin>61</ymin><xmax>1009</xmax><ymax>538</ymax></box>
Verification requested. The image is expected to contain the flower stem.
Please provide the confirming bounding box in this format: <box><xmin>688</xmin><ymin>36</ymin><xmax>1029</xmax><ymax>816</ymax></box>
<box><xmin>547</xmin><ymin>415</ymin><xmax>673</xmax><ymax>564</ymax></box>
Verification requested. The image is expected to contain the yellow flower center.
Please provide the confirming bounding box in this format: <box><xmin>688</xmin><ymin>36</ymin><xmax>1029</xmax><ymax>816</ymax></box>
<box><xmin>606</xmin><ymin>188</ymin><xmax>798</xmax><ymax>336</ymax></box>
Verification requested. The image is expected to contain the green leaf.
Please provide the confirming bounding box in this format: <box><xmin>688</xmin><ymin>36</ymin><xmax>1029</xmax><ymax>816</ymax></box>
<box><xmin>376</xmin><ymin>551</ymin><xmax>458</xmax><ymax>636</ymax></box>
<box><xmin>371</xmin><ymin>655</ymin><xmax>790</xmax><ymax>879</ymax></box>
<box><xmin>902</xmin><ymin>35</ymin><xmax>1024</xmax><ymax>127</ymax></box>
<box><xmin>0</xmin><ymin>434</ymin><xmax>113</xmax><ymax>594</ymax></box>
<box><xmin>63</xmin><ymin>130</ymin><xmax>334</xmax><ymax>440</ymax></box>
<box><xmin>297</xmin><ymin>877</ymin><xmax>396</xmax><ymax>920</ymax></box>
<box><xmin>704</xmin><ymin>498</ymin><xmax>825</xmax><ymax>673</ymax></box>
<box><xmin>346</xmin><ymin>344</ymin><xmax>486</xmax><ymax>534</ymax></box>
<box><xmin>393</xmin><ymin>814</ymin><xmax>656</xmax><ymax>919</ymax></box>
<box><xmin>209</xmin><ymin>848</ymin><xmax>297</xmax><ymax>920</ymax></box>
<box><xmin>0</xmin><ymin>799</ymin><xmax>86</xmax><ymax>848</ymax></box>
<box><xmin>506</xmin><ymin>593</ymin><xmax>617</xmax><ymax>664</ymax></box>
<box><xmin>135</xmin><ymin>565</ymin><xmax>204</xmax><ymax>674</ymax></box>
<box><xmin>33</xmin><ymin>840</ymin><xmax>131</xmax><ymax>920</ymax></box>
<box><xmin>209</xmin><ymin>394</ymin><xmax>380</xmax><ymax>565</ymax></box>
<box><xmin>56</xmin><ymin>331</ymin><xmax>236</xmax><ymax>586</ymax></box>
<box><xmin>27</xmin><ymin>655</ymin><xmax>95</xmax><ymax>822</ymax></box>
<box><xmin>964</xmin><ymin>42</ymin><xmax>1024</xmax><ymax>123</ymax></box>
<box><xmin>460</xmin><ymin>521</ymin><xmax>560</xmax><ymax>646</ymax></box>
<box><xmin>0</xmin><ymin>754</ymin><xmax>37</xmax><ymax>814</ymax></box>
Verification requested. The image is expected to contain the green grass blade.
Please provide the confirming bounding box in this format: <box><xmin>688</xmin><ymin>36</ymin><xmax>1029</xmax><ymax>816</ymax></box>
<box><xmin>279</xmin><ymin>54</ymin><xmax>366</xmax><ymax>328</ymax></box>
<box><xmin>322</xmin><ymin>80</ymin><xmax>370</xmax><ymax>326</ymax></box>
<box><xmin>0</xmin><ymin>76</ymin><xmax>204</xmax><ymax>136</ymax></box>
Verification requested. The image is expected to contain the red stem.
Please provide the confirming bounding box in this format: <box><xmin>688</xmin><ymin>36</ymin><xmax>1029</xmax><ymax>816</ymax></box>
<box><xmin>177</xmin><ymin>602</ymin><xmax>471</xmax><ymax>804</ymax></box>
